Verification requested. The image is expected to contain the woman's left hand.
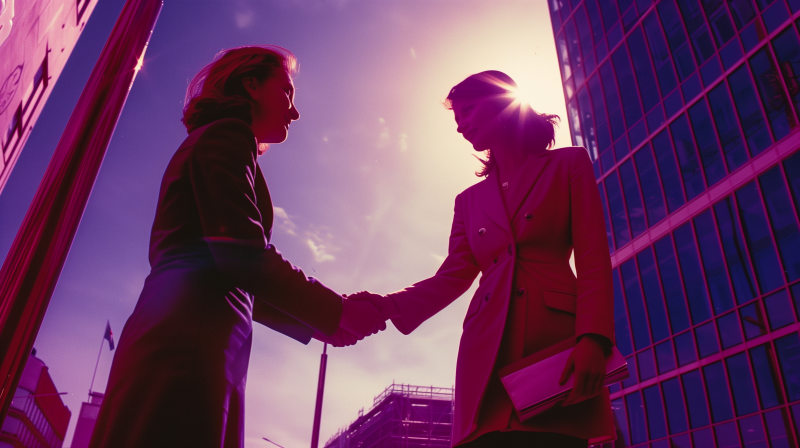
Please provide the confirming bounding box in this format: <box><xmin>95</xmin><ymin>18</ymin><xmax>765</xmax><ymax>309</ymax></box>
<box><xmin>559</xmin><ymin>335</ymin><xmax>607</xmax><ymax>406</ymax></box>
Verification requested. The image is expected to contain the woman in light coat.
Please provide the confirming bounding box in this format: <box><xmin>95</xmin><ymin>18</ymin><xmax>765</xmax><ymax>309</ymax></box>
<box><xmin>364</xmin><ymin>71</ymin><xmax>616</xmax><ymax>447</ymax></box>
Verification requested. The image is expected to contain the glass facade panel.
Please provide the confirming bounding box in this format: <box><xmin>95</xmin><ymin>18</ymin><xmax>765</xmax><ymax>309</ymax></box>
<box><xmin>676</xmin><ymin>330</ymin><xmax>699</xmax><ymax>365</ymax></box>
<box><xmin>600</xmin><ymin>61</ymin><xmax>627</xmax><ymax>140</ymax></box>
<box><xmin>662</xmin><ymin>377</ymin><xmax>690</xmax><ymax>434</ymax></box>
<box><xmin>683</xmin><ymin>369</ymin><xmax>712</xmax><ymax>427</ymax></box>
<box><xmin>654</xmin><ymin>235</ymin><xmax>693</xmax><ymax>332</ymax></box>
<box><xmin>675</xmin><ymin>222</ymin><xmax>714</xmax><ymax>322</ymax></box>
<box><xmin>739</xmin><ymin>414</ymin><xmax>769</xmax><ymax>447</ymax></box>
<box><xmin>695</xmin><ymin>209</ymin><xmax>736</xmax><ymax>313</ymax></box>
<box><xmin>696</xmin><ymin>320</ymin><xmax>721</xmax><ymax>356</ymax></box>
<box><xmin>614</xmin><ymin>267</ymin><xmax>635</xmax><ymax>356</ymax></box>
<box><xmin>656</xmin><ymin>339</ymin><xmax>677</xmax><ymax>373</ymax></box>
<box><xmin>627</xmin><ymin>391</ymin><xmax>650</xmax><ymax>444</ymax></box>
<box><xmin>764</xmin><ymin>289</ymin><xmax>796</xmax><ymax>330</ymax></box>
<box><xmin>727</xmin><ymin>0</ymin><xmax>757</xmax><ymax>29</ymax></box>
<box><xmin>749</xmin><ymin>48</ymin><xmax>794</xmax><ymax>141</ymax></box>
<box><xmin>634</xmin><ymin>144</ymin><xmax>668</xmax><ymax>226</ymax></box>
<box><xmin>659</xmin><ymin>0</ymin><xmax>698</xmax><ymax>79</ymax></box>
<box><xmin>728</xmin><ymin>64</ymin><xmax>774</xmax><ymax>156</ymax></box>
<box><xmin>750</xmin><ymin>344</ymin><xmax>782</xmax><ymax>409</ymax></box>
<box><xmin>736</xmin><ymin>182</ymin><xmax>786</xmax><ymax>293</ymax></box>
<box><xmin>639</xmin><ymin>348</ymin><xmax>658</xmax><ymax>380</ymax></box>
<box><xmin>718</xmin><ymin>311</ymin><xmax>744</xmax><ymax>348</ymax></box>
<box><xmin>589</xmin><ymin>75</ymin><xmax>614</xmax><ymax>154</ymax></box>
<box><xmin>708</xmin><ymin>82</ymin><xmax>750</xmax><ymax>171</ymax></box>
<box><xmin>714</xmin><ymin>198</ymin><xmax>759</xmax><ymax>304</ymax></box>
<box><xmin>620</xmin><ymin>160</ymin><xmax>648</xmax><ymax>237</ymax></box>
<box><xmin>612</xmin><ymin>46</ymin><xmax>645</xmax><ymax>128</ymax></box>
<box><xmin>606</xmin><ymin>173</ymin><xmax>632</xmax><ymax>247</ymax></box>
<box><xmin>772</xmin><ymin>26</ymin><xmax>800</xmax><ymax>119</ymax></box>
<box><xmin>704</xmin><ymin>361</ymin><xmax>735</xmax><ymax>422</ymax></box>
<box><xmin>786</xmin><ymin>150</ymin><xmax>800</xmax><ymax>216</ymax></box>
<box><xmin>628</xmin><ymin>27</ymin><xmax>662</xmax><ymax>113</ymax></box>
<box><xmin>622</xmin><ymin>259</ymin><xmax>654</xmax><ymax>349</ymax></box>
<box><xmin>740</xmin><ymin>301</ymin><xmax>769</xmax><ymax>340</ymax></box>
<box><xmin>644</xmin><ymin>385</ymin><xmax>669</xmax><ymax>439</ymax></box>
<box><xmin>759</xmin><ymin>166</ymin><xmax>800</xmax><ymax>282</ymax></box>
<box><xmin>726</xmin><ymin>352</ymin><xmax>760</xmax><ymax>416</ymax></box>
<box><xmin>638</xmin><ymin>248</ymin><xmax>672</xmax><ymax>340</ymax></box>
<box><xmin>775</xmin><ymin>333</ymin><xmax>800</xmax><ymax>402</ymax></box>
<box><xmin>689</xmin><ymin>98</ymin><xmax>728</xmax><ymax>186</ymax></box>
<box><xmin>652</xmin><ymin>130</ymin><xmax>687</xmax><ymax>212</ymax></box>
<box><xmin>671</xmin><ymin>114</ymin><xmax>707</xmax><ymax>200</ymax></box>
<box><xmin>612</xmin><ymin>397</ymin><xmax>632</xmax><ymax>446</ymax></box>
<box><xmin>599</xmin><ymin>182</ymin><xmax>615</xmax><ymax>252</ymax></box>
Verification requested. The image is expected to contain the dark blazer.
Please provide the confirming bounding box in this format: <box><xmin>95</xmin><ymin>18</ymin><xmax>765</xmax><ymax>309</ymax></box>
<box><xmin>89</xmin><ymin>118</ymin><xmax>342</xmax><ymax>448</ymax></box>
<box><xmin>388</xmin><ymin>147</ymin><xmax>615</xmax><ymax>446</ymax></box>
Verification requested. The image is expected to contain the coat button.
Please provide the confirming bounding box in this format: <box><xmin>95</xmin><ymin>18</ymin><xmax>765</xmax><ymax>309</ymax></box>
<box><xmin>484</xmin><ymin>293</ymin><xmax>491</xmax><ymax>302</ymax></box>
<box><xmin>516</xmin><ymin>287</ymin><xmax>526</xmax><ymax>297</ymax></box>
<box><xmin>478</xmin><ymin>228</ymin><xmax>486</xmax><ymax>236</ymax></box>
<box><xmin>524</xmin><ymin>212</ymin><xmax>533</xmax><ymax>220</ymax></box>
<box><xmin>493</xmin><ymin>257</ymin><xmax>498</xmax><ymax>263</ymax></box>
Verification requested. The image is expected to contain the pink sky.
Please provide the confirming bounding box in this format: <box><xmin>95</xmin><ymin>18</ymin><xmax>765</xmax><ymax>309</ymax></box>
<box><xmin>0</xmin><ymin>1</ymin><xmax>569</xmax><ymax>446</ymax></box>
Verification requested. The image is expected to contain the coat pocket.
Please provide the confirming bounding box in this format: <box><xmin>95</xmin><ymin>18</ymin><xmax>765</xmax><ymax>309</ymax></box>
<box><xmin>542</xmin><ymin>290</ymin><xmax>577</xmax><ymax>315</ymax></box>
<box><xmin>464</xmin><ymin>287</ymin><xmax>491</xmax><ymax>324</ymax></box>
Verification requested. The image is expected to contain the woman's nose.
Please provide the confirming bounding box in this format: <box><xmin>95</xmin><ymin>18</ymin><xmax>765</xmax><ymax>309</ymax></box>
<box><xmin>289</xmin><ymin>104</ymin><xmax>300</xmax><ymax>121</ymax></box>
<box><xmin>456</xmin><ymin>122</ymin><xmax>468</xmax><ymax>134</ymax></box>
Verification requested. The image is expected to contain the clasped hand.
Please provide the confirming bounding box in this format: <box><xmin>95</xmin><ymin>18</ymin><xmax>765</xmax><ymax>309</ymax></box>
<box><xmin>315</xmin><ymin>291</ymin><xmax>395</xmax><ymax>347</ymax></box>
<box><xmin>558</xmin><ymin>335</ymin><xmax>607</xmax><ymax>406</ymax></box>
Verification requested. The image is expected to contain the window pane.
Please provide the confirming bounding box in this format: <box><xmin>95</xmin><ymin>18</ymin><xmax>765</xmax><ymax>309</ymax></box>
<box><xmin>606</xmin><ymin>173</ymin><xmax>632</xmax><ymax>248</ymax></box>
<box><xmin>695</xmin><ymin>210</ymin><xmax>736</xmax><ymax>314</ymax></box>
<box><xmin>620</xmin><ymin>160</ymin><xmax>648</xmax><ymax>237</ymax></box>
<box><xmin>612</xmin><ymin>397</ymin><xmax>631</xmax><ymax>446</ymax></box>
<box><xmin>718</xmin><ymin>311</ymin><xmax>744</xmax><ymax>349</ymax></box>
<box><xmin>652</xmin><ymin>130</ymin><xmax>687</xmax><ymax>213</ymax></box>
<box><xmin>627</xmin><ymin>391</ymin><xmax>649</xmax><ymax>444</ymax></box>
<box><xmin>612</xmin><ymin>46</ymin><xmax>645</xmax><ymax>128</ymax></box>
<box><xmin>599</xmin><ymin>0</ymin><xmax>620</xmax><ymax>30</ymax></box>
<box><xmin>634</xmin><ymin>144</ymin><xmax>668</xmax><ymax>225</ymax></box>
<box><xmin>775</xmin><ymin>332</ymin><xmax>800</xmax><ymax>402</ymax></box>
<box><xmin>613</xmin><ymin>268</ymin><xmax>635</xmax><ymax>356</ymax></box>
<box><xmin>622</xmin><ymin>259</ymin><xmax>653</xmax><ymax>349</ymax></box>
<box><xmin>628</xmin><ymin>27</ymin><xmax>662</xmax><ymax>112</ymax></box>
<box><xmin>784</xmin><ymin>149</ymin><xmax>800</xmax><ymax>221</ymax></box>
<box><xmin>740</xmin><ymin>302</ymin><xmax>769</xmax><ymax>340</ymax></box>
<box><xmin>759</xmin><ymin>166</ymin><xmax>800</xmax><ymax>282</ymax></box>
<box><xmin>656</xmin><ymin>340</ymin><xmax>677</xmax><ymax>373</ymax></box>
<box><xmin>639</xmin><ymin>348</ymin><xmax>657</xmax><ymax>380</ymax></box>
<box><xmin>644</xmin><ymin>385</ymin><xmax>668</xmax><ymax>440</ymax></box>
<box><xmin>708</xmin><ymin>7</ymin><xmax>737</xmax><ymax>46</ymax></box>
<box><xmin>600</xmin><ymin>61</ymin><xmax>627</xmax><ymax>140</ymax></box>
<box><xmin>565</xmin><ymin>20</ymin><xmax>585</xmax><ymax>86</ymax></box>
<box><xmin>726</xmin><ymin>352</ymin><xmax>760</xmax><ymax>415</ymax></box>
<box><xmin>792</xmin><ymin>282</ymin><xmax>800</xmax><ymax>324</ymax></box>
<box><xmin>674</xmin><ymin>222</ymin><xmax>713</xmax><ymax>323</ymax></box>
<box><xmin>676</xmin><ymin>330</ymin><xmax>698</xmax><ymax>365</ymax></box>
<box><xmin>750</xmin><ymin>344</ymin><xmax>782</xmax><ymax>409</ymax></box>
<box><xmin>670</xmin><ymin>115</ymin><xmax>707</xmax><ymax>200</ymax></box>
<box><xmin>736</xmin><ymin>182</ymin><xmax>785</xmax><ymax>293</ymax></box>
<box><xmin>689</xmin><ymin>98</ymin><xmax>728</xmax><ymax>186</ymax></box>
<box><xmin>658</xmin><ymin>0</ymin><xmax>698</xmax><ymax>79</ymax></box>
<box><xmin>739</xmin><ymin>414</ymin><xmax>768</xmax><ymax>448</ymax></box>
<box><xmin>654</xmin><ymin>235</ymin><xmax>692</xmax><ymax>332</ymax></box>
<box><xmin>643</xmin><ymin>12</ymin><xmax>680</xmax><ymax>95</ymax></box>
<box><xmin>704</xmin><ymin>361</ymin><xmax>735</xmax><ymax>422</ymax></box>
<box><xmin>727</xmin><ymin>0</ymin><xmax>757</xmax><ymax>28</ymax></box>
<box><xmin>728</xmin><ymin>64</ymin><xmax>774</xmax><ymax>156</ymax></box>
<box><xmin>772</xmin><ymin>26</ymin><xmax>800</xmax><ymax>119</ymax></box>
<box><xmin>578</xmin><ymin>88</ymin><xmax>599</xmax><ymax>160</ymax></box>
<box><xmin>708</xmin><ymin>78</ymin><xmax>750</xmax><ymax>172</ymax></box>
<box><xmin>764</xmin><ymin>289</ymin><xmax>796</xmax><ymax>330</ymax></box>
<box><xmin>638</xmin><ymin>248</ymin><xmax>672</xmax><ymax>341</ymax></box>
<box><xmin>696</xmin><ymin>320</ymin><xmax>721</xmax><ymax>356</ymax></box>
<box><xmin>662</xmin><ymin>377</ymin><xmax>689</xmax><ymax>434</ymax></box>
<box><xmin>575</xmin><ymin>7</ymin><xmax>595</xmax><ymax>63</ymax></box>
<box><xmin>683</xmin><ymin>369</ymin><xmax>712</xmax><ymax>428</ymax></box>
<box><xmin>749</xmin><ymin>48</ymin><xmax>794</xmax><ymax>141</ymax></box>
<box><xmin>586</xmin><ymin>0</ymin><xmax>606</xmax><ymax>43</ymax></box>
<box><xmin>764</xmin><ymin>408</ymin><xmax>792</xmax><ymax>448</ymax></box>
<box><xmin>589</xmin><ymin>75</ymin><xmax>613</xmax><ymax>153</ymax></box>
<box><xmin>714</xmin><ymin>421</ymin><xmax>742</xmax><ymax>448</ymax></box>
<box><xmin>714</xmin><ymin>197</ymin><xmax>759</xmax><ymax>303</ymax></box>
<box><xmin>598</xmin><ymin>182</ymin><xmax>615</xmax><ymax>252</ymax></box>
<box><xmin>693</xmin><ymin>428</ymin><xmax>716</xmax><ymax>446</ymax></box>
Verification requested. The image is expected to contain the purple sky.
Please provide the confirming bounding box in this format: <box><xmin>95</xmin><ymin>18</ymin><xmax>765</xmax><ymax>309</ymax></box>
<box><xmin>0</xmin><ymin>1</ymin><xmax>568</xmax><ymax>446</ymax></box>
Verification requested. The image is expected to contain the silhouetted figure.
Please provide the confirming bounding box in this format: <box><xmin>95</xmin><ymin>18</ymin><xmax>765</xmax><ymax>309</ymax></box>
<box><xmin>357</xmin><ymin>71</ymin><xmax>616</xmax><ymax>447</ymax></box>
<box><xmin>88</xmin><ymin>46</ymin><xmax>383</xmax><ymax>448</ymax></box>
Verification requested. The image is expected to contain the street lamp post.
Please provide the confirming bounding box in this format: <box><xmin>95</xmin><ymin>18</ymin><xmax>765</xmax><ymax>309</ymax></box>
<box><xmin>310</xmin><ymin>343</ymin><xmax>328</xmax><ymax>448</ymax></box>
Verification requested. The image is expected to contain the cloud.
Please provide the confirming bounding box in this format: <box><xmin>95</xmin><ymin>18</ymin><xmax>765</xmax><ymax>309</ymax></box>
<box><xmin>234</xmin><ymin>6</ymin><xmax>255</xmax><ymax>29</ymax></box>
<box><xmin>305</xmin><ymin>227</ymin><xmax>337</xmax><ymax>262</ymax></box>
<box><xmin>273</xmin><ymin>206</ymin><xmax>298</xmax><ymax>236</ymax></box>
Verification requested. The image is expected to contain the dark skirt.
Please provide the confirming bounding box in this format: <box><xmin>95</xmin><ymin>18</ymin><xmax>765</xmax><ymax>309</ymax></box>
<box><xmin>88</xmin><ymin>257</ymin><xmax>254</xmax><ymax>448</ymax></box>
<box><xmin>459</xmin><ymin>430</ymin><xmax>589</xmax><ymax>448</ymax></box>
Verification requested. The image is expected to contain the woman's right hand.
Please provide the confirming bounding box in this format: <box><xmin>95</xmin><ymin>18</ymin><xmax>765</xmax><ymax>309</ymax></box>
<box><xmin>338</xmin><ymin>297</ymin><xmax>387</xmax><ymax>340</ymax></box>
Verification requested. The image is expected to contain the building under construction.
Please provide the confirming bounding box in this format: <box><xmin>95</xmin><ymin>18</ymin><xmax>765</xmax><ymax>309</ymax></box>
<box><xmin>324</xmin><ymin>384</ymin><xmax>454</xmax><ymax>448</ymax></box>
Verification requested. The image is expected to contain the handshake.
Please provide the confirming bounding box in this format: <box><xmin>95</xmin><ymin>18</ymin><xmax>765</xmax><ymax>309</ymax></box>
<box><xmin>315</xmin><ymin>291</ymin><xmax>400</xmax><ymax>347</ymax></box>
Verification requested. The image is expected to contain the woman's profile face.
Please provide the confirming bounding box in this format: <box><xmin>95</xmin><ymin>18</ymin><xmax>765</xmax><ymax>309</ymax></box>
<box><xmin>244</xmin><ymin>69</ymin><xmax>300</xmax><ymax>150</ymax></box>
<box><xmin>452</xmin><ymin>97</ymin><xmax>506</xmax><ymax>152</ymax></box>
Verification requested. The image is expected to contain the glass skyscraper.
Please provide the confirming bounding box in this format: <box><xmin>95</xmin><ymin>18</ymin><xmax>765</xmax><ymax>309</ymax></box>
<box><xmin>548</xmin><ymin>0</ymin><xmax>800</xmax><ymax>446</ymax></box>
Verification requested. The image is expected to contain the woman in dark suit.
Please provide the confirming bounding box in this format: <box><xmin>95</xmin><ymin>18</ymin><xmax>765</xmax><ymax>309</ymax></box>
<box><xmin>361</xmin><ymin>71</ymin><xmax>616</xmax><ymax>447</ymax></box>
<box><xmin>89</xmin><ymin>46</ymin><xmax>382</xmax><ymax>448</ymax></box>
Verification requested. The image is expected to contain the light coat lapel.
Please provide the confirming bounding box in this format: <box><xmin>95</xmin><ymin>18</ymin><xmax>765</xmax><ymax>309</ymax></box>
<box><xmin>504</xmin><ymin>151</ymin><xmax>550</xmax><ymax>221</ymax></box>
<box><xmin>475</xmin><ymin>175</ymin><xmax>513</xmax><ymax>239</ymax></box>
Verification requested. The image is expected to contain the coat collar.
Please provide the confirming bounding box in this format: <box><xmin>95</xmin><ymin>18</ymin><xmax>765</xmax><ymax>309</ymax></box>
<box><xmin>475</xmin><ymin>150</ymin><xmax>551</xmax><ymax>236</ymax></box>
<box><xmin>254</xmin><ymin>164</ymin><xmax>274</xmax><ymax>242</ymax></box>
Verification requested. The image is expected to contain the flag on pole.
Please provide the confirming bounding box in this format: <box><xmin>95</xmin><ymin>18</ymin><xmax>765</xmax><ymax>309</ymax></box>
<box><xmin>104</xmin><ymin>321</ymin><xmax>115</xmax><ymax>350</ymax></box>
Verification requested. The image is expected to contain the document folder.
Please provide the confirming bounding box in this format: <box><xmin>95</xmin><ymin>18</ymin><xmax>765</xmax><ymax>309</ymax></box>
<box><xmin>498</xmin><ymin>337</ymin><xmax>629</xmax><ymax>421</ymax></box>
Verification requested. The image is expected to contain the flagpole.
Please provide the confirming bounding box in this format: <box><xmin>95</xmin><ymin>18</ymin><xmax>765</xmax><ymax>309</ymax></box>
<box><xmin>310</xmin><ymin>343</ymin><xmax>328</xmax><ymax>448</ymax></box>
<box><xmin>88</xmin><ymin>328</ymin><xmax>106</xmax><ymax>400</ymax></box>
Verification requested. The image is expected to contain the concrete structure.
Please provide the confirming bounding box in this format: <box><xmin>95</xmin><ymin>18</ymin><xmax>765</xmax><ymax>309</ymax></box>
<box><xmin>324</xmin><ymin>384</ymin><xmax>454</xmax><ymax>448</ymax></box>
<box><xmin>0</xmin><ymin>0</ymin><xmax>100</xmax><ymax>194</ymax></box>
<box><xmin>549</xmin><ymin>0</ymin><xmax>800</xmax><ymax>445</ymax></box>
<box><xmin>69</xmin><ymin>392</ymin><xmax>103</xmax><ymax>448</ymax></box>
<box><xmin>0</xmin><ymin>351</ymin><xmax>70</xmax><ymax>448</ymax></box>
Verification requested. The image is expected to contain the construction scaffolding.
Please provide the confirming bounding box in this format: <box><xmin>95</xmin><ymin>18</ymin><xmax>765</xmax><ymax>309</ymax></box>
<box><xmin>323</xmin><ymin>383</ymin><xmax>454</xmax><ymax>448</ymax></box>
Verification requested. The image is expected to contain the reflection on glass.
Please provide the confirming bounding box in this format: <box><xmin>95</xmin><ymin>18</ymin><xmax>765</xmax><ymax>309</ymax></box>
<box><xmin>622</xmin><ymin>259</ymin><xmax>653</xmax><ymax>349</ymax></box>
<box><xmin>763</xmin><ymin>289</ymin><xmax>795</xmax><ymax>330</ymax></box>
<box><xmin>695</xmin><ymin>210</ymin><xmax>735</xmax><ymax>313</ymax></box>
<box><xmin>772</xmin><ymin>27</ymin><xmax>800</xmax><ymax>118</ymax></box>
<box><xmin>675</xmin><ymin>222</ymin><xmax>713</xmax><ymax>322</ymax></box>
<box><xmin>638</xmin><ymin>248</ymin><xmax>671</xmax><ymax>341</ymax></box>
<box><xmin>688</xmin><ymin>98</ymin><xmax>727</xmax><ymax>186</ymax></box>
<box><xmin>725</xmin><ymin>352</ymin><xmax>759</xmax><ymax>415</ymax></box>
<box><xmin>738</xmin><ymin>414</ymin><xmax>768</xmax><ymax>447</ymax></box>
<box><xmin>675</xmin><ymin>331</ymin><xmax>699</xmax><ymax>365</ymax></box>
<box><xmin>612</xmin><ymin>397</ymin><xmax>631</xmax><ymax>446</ymax></box>
<box><xmin>643</xmin><ymin>385</ymin><xmax>668</xmax><ymax>440</ymax></box>
<box><xmin>708</xmin><ymin>81</ymin><xmax>749</xmax><ymax>171</ymax></box>
<box><xmin>704</xmin><ymin>361</ymin><xmax>735</xmax><ymax>422</ymax></box>
<box><xmin>714</xmin><ymin>420</ymin><xmax>741</xmax><ymax>447</ymax></box>
<box><xmin>638</xmin><ymin>348</ymin><xmax>657</xmax><ymax>381</ymax></box>
<box><xmin>634</xmin><ymin>144</ymin><xmax>668</xmax><ymax>226</ymax></box>
<box><xmin>683</xmin><ymin>370</ymin><xmax>712</xmax><ymax>428</ymax></box>
<box><xmin>626</xmin><ymin>391</ymin><xmax>649</xmax><ymax>444</ymax></box>
<box><xmin>662</xmin><ymin>377</ymin><xmax>689</xmax><ymax>434</ymax></box>
<box><xmin>736</xmin><ymin>182</ymin><xmax>785</xmax><ymax>293</ymax></box>
<box><xmin>656</xmin><ymin>340</ymin><xmax>677</xmax><ymax>373</ymax></box>
<box><xmin>749</xmin><ymin>48</ymin><xmax>793</xmax><ymax>141</ymax></box>
<box><xmin>758</xmin><ymin>166</ymin><xmax>800</xmax><ymax>282</ymax></box>
<box><xmin>613</xmin><ymin>267</ymin><xmax>635</xmax><ymax>356</ymax></box>
<box><xmin>654</xmin><ymin>235</ymin><xmax>692</xmax><ymax>332</ymax></box>
<box><xmin>653</xmin><ymin>130</ymin><xmax>687</xmax><ymax>212</ymax></box>
<box><xmin>728</xmin><ymin>64</ymin><xmax>773</xmax><ymax>155</ymax></box>
<box><xmin>714</xmin><ymin>197</ymin><xmax>758</xmax><ymax>303</ymax></box>
<box><xmin>775</xmin><ymin>333</ymin><xmax>800</xmax><ymax>402</ymax></box>
<box><xmin>696</xmin><ymin>321</ymin><xmax>721</xmax><ymax>357</ymax></box>
<box><xmin>740</xmin><ymin>302</ymin><xmax>768</xmax><ymax>340</ymax></box>
<box><xmin>750</xmin><ymin>344</ymin><xmax>782</xmax><ymax>409</ymax></box>
<box><xmin>718</xmin><ymin>311</ymin><xmax>744</xmax><ymax>349</ymax></box>
<box><xmin>670</xmin><ymin>114</ymin><xmax>707</xmax><ymax>200</ymax></box>
<box><xmin>763</xmin><ymin>408</ymin><xmax>792</xmax><ymax>448</ymax></box>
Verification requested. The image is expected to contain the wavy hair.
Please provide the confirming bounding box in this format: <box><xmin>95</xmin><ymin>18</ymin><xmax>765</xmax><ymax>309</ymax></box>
<box><xmin>445</xmin><ymin>70</ymin><xmax>560</xmax><ymax>177</ymax></box>
<box><xmin>182</xmin><ymin>45</ymin><xmax>298</xmax><ymax>133</ymax></box>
